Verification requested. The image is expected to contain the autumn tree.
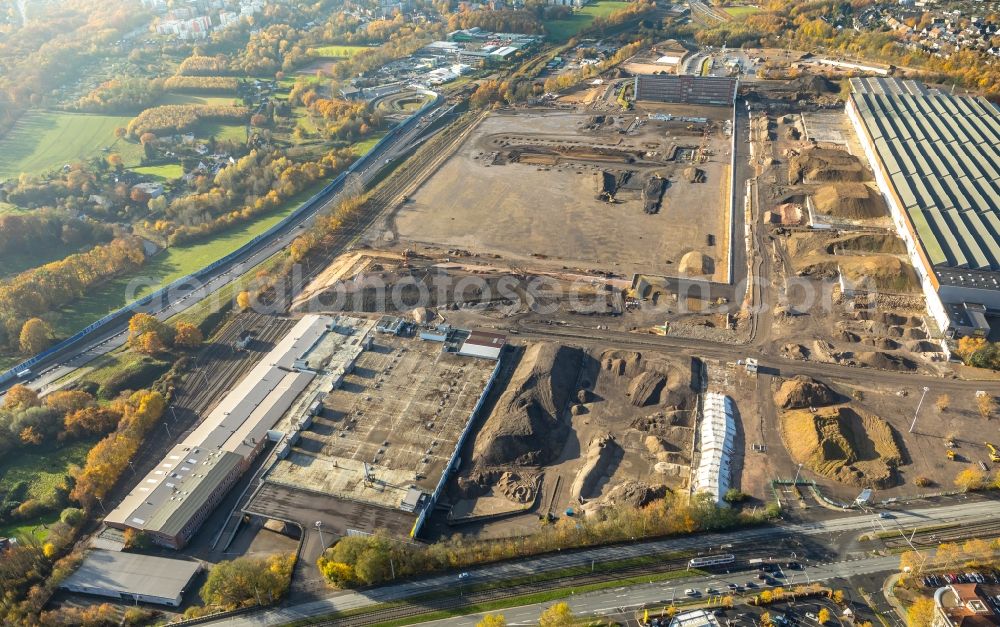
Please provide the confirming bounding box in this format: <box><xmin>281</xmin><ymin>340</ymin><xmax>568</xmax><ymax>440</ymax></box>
<box><xmin>899</xmin><ymin>550</ymin><xmax>924</xmax><ymax>575</ymax></box>
<box><xmin>134</xmin><ymin>331</ymin><xmax>166</xmax><ymax>355</ymax></box>
<box><xmin>20</xmin><ymin>425</ymin><xmax>42</xmax><ymax>445</ymax></box>
<box><xmin>18</xmin><ymin>317</ymin><xmax>53</xmax><ymax>354</ymax></box>
<box><xmin>935</xmin><ymin>394</ymin><xmax>950</xmax><ymax>412</ymax></box>
<box><xmin>64</xmin><ymin>406</ymin><xmax>122</xmax><ymax>438</ymax></box>
<box><xmin>817</xmin><ymin>608</ymin><xmax>830</xmax><ymax>624</ymax></box>
<box><xmin>3</xmin><ymin>384</ymin><xmax>40</xmax><ymax>410</ymax></box>
<box><xmin>128</xmin><ymin>312</ymin><xmax>172</xmax><ymax>350</ymax></box>
<box><xmin>978</xmin><ymin>393</ymin><xmax>998</xmax><ymax>420</ymax></box>
<box><xmin>478</xmin><ymin>614</ymin><xmax>507</xmax><ymax>627</ymax></box>
<box><xmin>173</xmin><ymin>322</ymin><xmax>204</xmax><ymax>348</ymax></box>
<box><xmin>907</xmin><ymin>597</ymin><xmax>935</xmax><ymax>627</ymax></box>
<box><xmin>956</xmin><ymin>336</ymin><xmax>986</xmax><ymax>362</ymax></box>
<box><xmin>290</xmin><ymin>236</ymin><xmax>310</xmax><ymax>263</ymax></box>
<box><xmin>955</xmin><ymin>467</ymin><xmax>988</xmax><ymax>492</ymax></box>
<box><xmin>236</xmin><ymin>290</ymin><xmax>251</xmax><ymax>310</ymax></box>
<box><xmin>44</xmin><ymin>390</ymin><xmax>93</xmax><ymax>415</ymax></box>
<box><xmin>539</xmin><ymin>602</ymin><xmax>575</xmax><ymax>627</ymax></box>
<box><xmin>200</xmin><ymin>554</ymin><xmax>295</xmax><ymax>609</ymax></box>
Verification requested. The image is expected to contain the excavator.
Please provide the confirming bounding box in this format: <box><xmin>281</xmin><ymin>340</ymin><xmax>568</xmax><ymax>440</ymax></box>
<box><xmin>985</xmin><ymin>442</ymin><xmax>1000</xmax><ymax>463</ymax></box>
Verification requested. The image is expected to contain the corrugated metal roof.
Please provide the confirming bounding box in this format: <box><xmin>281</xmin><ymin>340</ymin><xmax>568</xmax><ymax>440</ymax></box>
<box><xmin>849</xmin><ymin>78</ymin><xmax>1000</xmax><ymax>273</ymax></box>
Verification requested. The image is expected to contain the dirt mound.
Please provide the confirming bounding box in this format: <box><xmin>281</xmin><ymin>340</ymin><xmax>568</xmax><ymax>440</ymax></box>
<box><xmin>602</xmin><ymin>480</ymin><xmax>668</xmax><ymax>508</ymax></box>
<box><xmin>781</xmin><ymin>404</ymin><xmax>902</xmax><ymax>488</ymax></box>
<box><xmin>790</xmin><ymin>74</ymin><xmax>836</xmax><ymax>95</ymax></box>
<box><xmin>571</xmin><ymin>434</ymin><xmax>620</xmax><ymax>502</ymax></box>
<box><xmin>472</xmin><ymin>343</ymin><xmax>583</xmax><ymax>467</ymax></box>
<box><xmin>907</xmin><ymin>340</ymin><xmax>941</xmax><ymax>353</ymax></box>
<box><xmin>853</xmin><ymin>351</ymin><xmax>917</xmax><ymax>371</ymax></box>
<box><xmin>826</xmin><ymin>232</ymin><xmax>903</xmax><ymax>254</ymax></box>
<box><xmin>789</xmin><ymin>148</ymin><xmax>867</xmax><ymax>184</ymax></box>
<box><xmin>875</xmin><ymin>338</ymin><xmax>900</xmax><ymax>351</ymax></box>
<box><xmin>782</xmin><ymin>344</ymin><xmax>809</xmax><ymax>360</ymax></box>
<box><xmin>627</xmin><ymin>371</ymin><xmax>667</xmax><ymax>407</ymax></box>
<box><xmin>801</xmin><ymin>255</ymin><xmax>918</xmax><ymax>293</ymax></box>
<box><xmin>496</xmin><ymin>471</ymin><xmax>536</xmax><ymax>504</ymax></box>
<box><xmin>811</xmin><ymin>183</ymin><xmax>885</xmax><ymax>219</ymax></box>
<box><xmin>679</xmin><ymin>251</ymin><xmax>714</xmax><ymax>276</ymax></box>
<box><xmin>601</xmin><ymin>350</ymin><xmax>644</xmax><ymax>377</ymax></box>
<box><xmin>774</xmin><ymin>376</ymin><xmax>837</xmax><ymax>410</ymax></box>
<box><xmin>683</xmin><ymin>166</ymin><xmax>705</xmax><ymax>183</ymax></box>
<box><xmin>838</xmin><ymin>330</ymin><xmax>861</xmax><ymax>343</ymax></box>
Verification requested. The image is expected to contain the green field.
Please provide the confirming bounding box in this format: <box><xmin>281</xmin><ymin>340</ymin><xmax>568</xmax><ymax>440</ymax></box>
<box><xmin>53</xmin><ymin>182</ymin><xmax>328</xmax><ymax>337</ymax></box>
<box><xmin>0</xmin><ymin>440</ymin><xmax>93</xmax><ymax>503</ymax></box>
<box><xmin>308</xmin><ymin>45</ymin><xmax>368</xmax><ymax>58</ymax></box>
<box><xmin>196</xmin><ymin>120</ymin><xmax>246</xmax><ymax>143</ymax></box>
<box><xmin>723</xmin><ymin>5</ymin><xmax>761</xmax><ymax>18</ymax></box>
<box><xmin>350</xmin><ymin>132</ymin><xmax>387</xmax><ymax>157</ymax></box>
<box><xmin>0</xmin><ymin>512</ymin><xmax>60</xmax><ymax>542</ymax></box>
<box><xmin>131</xmin><ymin>163</ymin><xmax>184</xmax><ymax>181</ymax></box>
<box><xmin>0</xmin><ymin>111</ymin><xmax>143</xmax><ymax>179</ymax></box>
<box><xmin>544</xmin><ymin>0</ymin><xmax>629</xmax><ymax>42</ymax></box>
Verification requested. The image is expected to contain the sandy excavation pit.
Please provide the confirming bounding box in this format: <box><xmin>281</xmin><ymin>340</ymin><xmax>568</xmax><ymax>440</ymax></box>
<box><xmin>392</xmin><ymin>108</ymin><xmax>733</xmax><ymax>280</ymax></box>
<box><xmin>448</xmin><ymin>343</ymin><xmax>697</xmax><ymax>526</ymax></box>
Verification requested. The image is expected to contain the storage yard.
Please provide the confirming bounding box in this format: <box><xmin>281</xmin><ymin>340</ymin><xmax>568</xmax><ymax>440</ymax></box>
<box><xmin>393</xmin><ymin>106</ymin><xmax>734</xmax><ymax>281</ymax></box>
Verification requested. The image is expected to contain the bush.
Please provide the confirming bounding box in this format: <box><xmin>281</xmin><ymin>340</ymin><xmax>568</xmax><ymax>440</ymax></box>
<box><xmin>724</xmin><ymin>488</ymin><xmax>749</xmax><ymax>503</ymax></box>
<box><xmin>91</xmin><ymin>356</ymin><xmax>170</xmax><ymax>400</ymax></box>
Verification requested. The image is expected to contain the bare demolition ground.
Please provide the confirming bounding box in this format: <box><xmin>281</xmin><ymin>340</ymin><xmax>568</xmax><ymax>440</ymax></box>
<box><xmin>263</xmin><ymin>332</ymin><xmax>495</xmax><ymax>524</ymax></box>
<box><xmin>393</xmin><ymin>108</ymin><xmax>732</xmax><ymax>281</ymax></box>
<box><xmin>439</xmin><ymin>343</ymin><xmax>698</xmax><ymax>539</ymax></box>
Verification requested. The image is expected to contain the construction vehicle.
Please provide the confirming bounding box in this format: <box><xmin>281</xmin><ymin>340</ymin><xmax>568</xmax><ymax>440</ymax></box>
<box><xmin>985</xmin><ymin>442</ymin><xmax>1000</xmax><ymax>463</ymax></box>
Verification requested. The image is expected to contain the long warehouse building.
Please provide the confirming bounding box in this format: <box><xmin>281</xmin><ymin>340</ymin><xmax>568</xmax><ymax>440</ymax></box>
<box><xmin>846</xmin><ymin>77</ymin><xmax>1000</xmax><ymax>337</ymax></box>
<box><xmin>104</xmin><ymin>314</ymin><xmax>375</xmax><ymax>549</ymax></box>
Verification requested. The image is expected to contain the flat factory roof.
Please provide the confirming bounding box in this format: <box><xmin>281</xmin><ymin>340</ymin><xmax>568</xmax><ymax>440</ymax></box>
<box><xmin>105</xmin><ymin>315</ymin><xmax>342</xmax><ymax>538</ymax></box>
<box><xmin>60</xmin><ymin>550</ymin><xmax>201</xmax><ymax>606</ymax></box>
<box><xmin>850</xmin><ymin>77</ymin><xmax>1000</xmax><ymax>276</ymax></box>
<box><xmin>634</xmin><ymin>75</ymin><xmax>737</xmax><ymax>105</ymax></box>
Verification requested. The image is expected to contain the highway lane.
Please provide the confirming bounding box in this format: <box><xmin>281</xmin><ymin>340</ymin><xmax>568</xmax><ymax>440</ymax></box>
<box><xmin>418</xmin><ymin>555</ymin><xmax>903</xmax><ymax>627</ymax></box>
<box><xmin>3</xmin><ymin>103</ymin><xmax>447</xmax><ymax>398</ymax></box>
<box><xmin>200</xmin><ymin>496</ymin><xmax>1000</xmax><ymax>626</ymax></box>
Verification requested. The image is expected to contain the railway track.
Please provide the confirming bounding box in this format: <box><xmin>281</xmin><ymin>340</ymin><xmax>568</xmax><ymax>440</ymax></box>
<box><xmin>880</xmin><ymin>519</ymin><xmax>1000</xmax><ymax>549</ymax></box>
<box><xmin>315</xmin><ymin>555</ymin><xmax>695</xmax><ymax>627</ymax></box>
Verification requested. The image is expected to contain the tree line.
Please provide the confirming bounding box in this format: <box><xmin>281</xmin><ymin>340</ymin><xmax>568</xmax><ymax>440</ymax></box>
<box><xmin>0</xmin><ymin>236</ymin><xmax>146</xmax><ymax>352</ymax></box>
<box><xmin>319</xmin><ymin>492</ymin><xmax>761</xmax><ymax>587</ymax></box>
<box><xmin>163</xmin><ymin>76</ymin><xmax>240</xmax><ymax>94</ymax></box>
<box><xmin>126</xmin><ymin>103</ymin><xmax>249</xmax><ymax>137</ymax></box>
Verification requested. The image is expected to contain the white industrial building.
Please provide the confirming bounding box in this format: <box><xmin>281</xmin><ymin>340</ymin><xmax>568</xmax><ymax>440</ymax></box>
<box><xmin>693</xmin><ymin>392</ymin><xmax>736</xmax><ymax>504</ymax></box>
<box><xmin>457</xmin><ymin>330</ymin><xmax>507</xmax><ymax>360</ymax></box>
<box><xmin>104</xmin><ymin>315</ymin><xmax>376</xmax><ymax>549</ymax></box>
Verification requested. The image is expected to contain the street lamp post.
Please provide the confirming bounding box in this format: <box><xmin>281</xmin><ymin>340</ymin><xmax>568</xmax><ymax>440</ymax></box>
<box><xmin>792</xmin><ymin>463</ymin><xmax>804</xmax><ymax>485</ymax></box>
<box><xmin>909</xmin><ymin>386</ymin><xmax>930</xmax><ymax>433</ymax></box>
<box><xmin>315</xmin><ymin>520</ymin><xmax>325</xmax><ymax>550</ymax></box>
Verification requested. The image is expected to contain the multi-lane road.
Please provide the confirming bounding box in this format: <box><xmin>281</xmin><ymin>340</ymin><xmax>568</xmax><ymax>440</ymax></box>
<box><xmin>0</xmin><ymin>101</ymin><xmax>447</xmax><ymax>398</ymax></box>
<box><xmin>201</xmin><ymin>496</ymin><xmax>1000</xmax><ymax>626</ymax></box>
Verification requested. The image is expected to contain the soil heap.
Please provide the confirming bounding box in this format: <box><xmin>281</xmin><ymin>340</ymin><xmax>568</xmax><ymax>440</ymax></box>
<box><xmin>789</xmin><ymin>148</ymin><xmax>866</xmax><ymax>184</ymax></box>
<box><xmin>679</xmin><ymin>251</ymin><xmax>714</xmax><ymax>277</ymax></box>
<box><xmin>472</xmin><ymin>343</ymin><xmax>583</xmax><ymax>467</ymax></box>
<box><xmin>781</xmin><ymin>404</ymin><xmax>903</xmax><ymax>488</ymax></box>
<box><xmin>774</xmin><ymin>376</ymin><xmax>837</xmax><ymax>409</ymax></box>
<box><xmin>812</xmin><ymin>183</ymin><xmax>885</xmax><ymax>219</ymax></box>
